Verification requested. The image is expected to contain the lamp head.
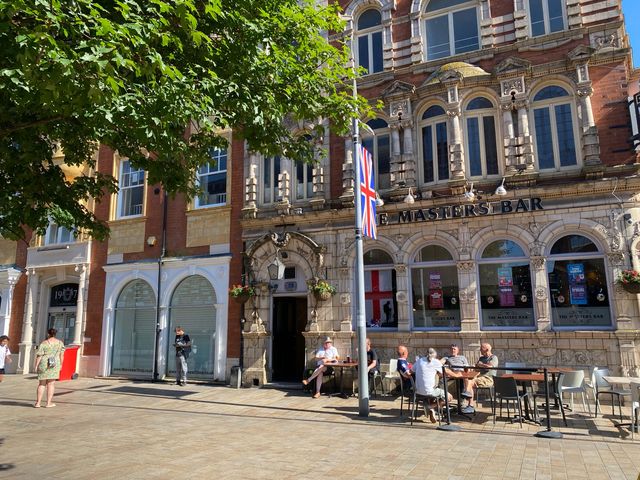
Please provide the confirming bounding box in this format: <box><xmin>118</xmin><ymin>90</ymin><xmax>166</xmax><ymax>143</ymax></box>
<box><xmin>375</xmin><ymin>194</ymin><xmax>384</xmax><ymax>207</ymax></box>
<box><xmin>495</xmin><ymin>178</ymin><xmax>507</xmax><ymax>196</ymax></box>
<box><xmin>267</xmin><ymin>252</ymin><xmax>285</xmax><ymax>280</ymax></box>
<box><xmin>403</xmin><ymin>187</ymin><xmax>415</xmax><ymax>205</ymax></box>
<box><xmin>463</xmin><ymin>182</ymin><xmax>475</xmax><ymax>201</ymax></box>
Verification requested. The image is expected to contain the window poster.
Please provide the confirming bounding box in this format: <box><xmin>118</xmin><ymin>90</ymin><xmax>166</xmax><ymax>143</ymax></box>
<box><xmin>429</xmin><ymin>289</ymin><xmax>444</xmax><ymax>309</ymax></box>
<box><xmin>567</xmin><ymin>263</ymin><xmax>587</xmax><ymax>305</ymax></box>
<box><xmin>498</xmin><ymin>286</ymin><xmax>515</xmax><ymax>307</ymax></box>
<box><xmin>498</xmin><ymin>267</ymin><xmax>513</xmax><ymax>287</ymax></box>
<box><xmin>429</xmin><ymin>272</ymin><xmax>442</xmax><ymax>289</ymax></box>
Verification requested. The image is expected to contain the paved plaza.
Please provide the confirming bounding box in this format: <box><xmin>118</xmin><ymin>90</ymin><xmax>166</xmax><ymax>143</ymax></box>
<box><xmin>0</xmin><ymin>376</ymin><xmax>639</xmax><ymax>479</ymax></box>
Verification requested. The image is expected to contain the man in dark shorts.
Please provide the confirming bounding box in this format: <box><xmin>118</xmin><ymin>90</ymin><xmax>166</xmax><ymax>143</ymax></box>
<box><xmin>174</xmin><ymin>327</ymin><xmax>191</xmax><ymax>386</ymax></box>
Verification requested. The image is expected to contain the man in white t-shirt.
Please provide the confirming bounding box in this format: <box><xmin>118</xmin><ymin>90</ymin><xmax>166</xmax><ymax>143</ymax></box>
<box><xmin>411</xmin><ymin>348</ymin><xmax>455</xmax><ymax>422</ymax></box>
<box><xmin>0</xmin><ymin>335</ymin><xmax>11</xmax><ymax>382</ymax></box>
<box><xmin>302</xmin><ymin>336</ymin><xmax>339</xmax><ymax>398</ymax></box>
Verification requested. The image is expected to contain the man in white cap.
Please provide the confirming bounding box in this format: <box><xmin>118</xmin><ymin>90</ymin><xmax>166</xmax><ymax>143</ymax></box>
<box><xmin>302</xmin><ymin>336</ymin><xmax>340</xmax><ymax>398</ymax></box>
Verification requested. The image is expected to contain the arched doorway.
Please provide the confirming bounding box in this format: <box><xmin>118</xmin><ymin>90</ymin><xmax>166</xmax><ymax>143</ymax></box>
<box><xmin>167</xmin><ymin>275</ymin><xmax>218</xmax><ymax>379</ymax></box>
<box><xmin>111</xmin><ymin>279</ymin><xmax>156</xmax><ymax>377</ymax></box>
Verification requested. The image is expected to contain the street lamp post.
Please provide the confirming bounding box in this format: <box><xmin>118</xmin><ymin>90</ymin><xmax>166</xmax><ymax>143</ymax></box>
<box><xmin>352</xmin><ymin>75</ymin><xmax>370</xmax><ymax>417</ymax></box>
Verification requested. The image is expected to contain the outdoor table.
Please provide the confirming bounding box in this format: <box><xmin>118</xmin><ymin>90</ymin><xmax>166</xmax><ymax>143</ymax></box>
<box><xmin>602</xmin><ymin>376</ymin><xmax>640</xmax><ymax>432</ymax></box>
<box><xmin>328</xmin><ymin>361</ymin><xmax>359</xmax><ymax>398</ymax></box>
<box><xmin>500</xmin><ymin>373</ymin><xmax>543</xmax><ymax>424</ymax></box>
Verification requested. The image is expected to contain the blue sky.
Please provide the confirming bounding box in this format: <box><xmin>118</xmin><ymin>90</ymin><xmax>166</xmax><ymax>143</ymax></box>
<box><xmin>622</xmin><ymin>0</ymin><xmax>639</xmax><ymax>67</ymax></box>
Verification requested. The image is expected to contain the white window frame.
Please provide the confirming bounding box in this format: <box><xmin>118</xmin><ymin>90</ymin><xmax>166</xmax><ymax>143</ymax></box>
<box><xmin>362</xmin><ymin>122</ymin><xmax>391</xmax><ymax>191</ymax></box>
<box><xmin>419</xmin><ymin>106</ymin><xmax>449</xmax><ymax>185</ymax></box>
<box><xmin>196</xmin><ymin>148</ymin><xmax>227</xmax><ymax>208</ymax></box>
<box><xmin>530</xmin><ymin>85</ymin><xmax>581</xmax><ymax>172</ymax></box>
<box><xmin>527</xmin><ymin>0</ymin><xmax>566</xmax><ymax>37</ymax></box>
<box><xmin>44</xmin><ymin>221</ymin><xmax>75</xmax><ymax>245</ymax></box>
<box><xmin>423</xmin><ymin>1</ymin><xmax>480</xmax><ymax>61</ymax></box>
<box><xmin>116</xmin><ymin>159</ymin><xmax>145</xmax><ymax>219</ymax></box>
<box><xmin>464</xmin><ymin>98</ymin><xmax>500</xmax><ymax>179</ymax></box>
<box><xmin>293</xmin><ymin>161</ymin><xmax>314</xmax><ymax>201</ymax></box>
<box><xmin>261</xmin><ymin>155</ymin><xmax>283</xmax><ymax>205</ymax></box>
<box><xmin>355</xmin><ymin>9</ymin><xmax>384</xmax><ymax>75</ymax></box>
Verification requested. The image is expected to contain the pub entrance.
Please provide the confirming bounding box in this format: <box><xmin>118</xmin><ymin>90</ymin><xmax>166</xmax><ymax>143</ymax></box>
<box><xmin>271</xmin><ymin>297</ymin><xmax>307</xmax><ymax>382</ymax></box>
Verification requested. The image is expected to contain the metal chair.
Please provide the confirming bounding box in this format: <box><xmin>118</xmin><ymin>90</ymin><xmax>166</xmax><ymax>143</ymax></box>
<box><xmin>592</xmin><ymin>367</ymin><xmax>631</xmax><ymax>422</ymax></box>
<box><xmin>409</xmin><ymin>376</ymin><xmax>442</xmax><ymax>426</ymax></box>
<box><xmin>558</xmin><ymin>370</ymin><xmax>591</xmax><ymax>416</ymax></box>
<box><xmin>369</xmin><ymin>368</ymin><xmax>385</xmax><ymax>398</ymax></box>
<box><xmin>532</xmin><ymin>373</ymin><xmax>567</xmax><ymax>426</ymax></box>
<box><xmin>398</xmin><ymin>369</ymin><xmax>413</xmax><ymax>417</ymax></box>
<box><xmin>493</xmin><ymin>376</ymin><xmax>528</xmax><ymax>428</ymax></box>
<box><xmin>475</xmin><ymin>382</ymin><xmax>495</xmax><ymax>413</ymax></box>
<box><xmin>383</xmin><ymin>359</ymin><xmax>399</xmax><ymax>394</ymax></box>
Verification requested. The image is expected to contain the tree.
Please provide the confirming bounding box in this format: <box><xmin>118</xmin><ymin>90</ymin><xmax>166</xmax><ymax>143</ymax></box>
<box><xmin>0</xmin><ymin>0</ymin><xmax>367</xmax><ymax>240</ymax></box>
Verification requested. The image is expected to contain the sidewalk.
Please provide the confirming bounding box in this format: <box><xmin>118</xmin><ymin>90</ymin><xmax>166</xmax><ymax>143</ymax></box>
<box><xmin>0</xmin><ymin>376</ymin><xmax>638</xmax><ymax>479</ymax></box>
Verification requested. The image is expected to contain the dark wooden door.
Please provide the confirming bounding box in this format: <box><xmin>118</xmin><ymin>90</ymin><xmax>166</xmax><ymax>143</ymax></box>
<box><xmin>272</xmin><ymin>297</ymin><xmax>307</xmax><ymax>381</ymax></box>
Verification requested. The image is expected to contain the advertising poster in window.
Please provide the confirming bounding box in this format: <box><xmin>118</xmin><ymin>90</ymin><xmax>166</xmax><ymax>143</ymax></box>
<box><xmin>428</xmin><ymin>272</ymin><xmax>444</xmax><ymax>309</ymax></box>
<box><xmin>498</xmin><ymin>287</ymin><xmax>515</xmax><ymax>307</ymax></box>
<box><xmin>568</xmin><ymin>263</ymin><xmax>587</xmax><ymax>305</ymax></box>
<box><xmin>497</xmin><ymin>267</ymin><xmax>513</xmax><ymax>287</ymax></box>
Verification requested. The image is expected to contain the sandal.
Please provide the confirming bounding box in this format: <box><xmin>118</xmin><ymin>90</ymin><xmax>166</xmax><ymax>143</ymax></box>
<box><xmin>312</xmin><ymin>392</ymin><xmax>320</xmax><ymax>399</ymax></box>
<box><xmin>45</xmin><ymin>404</ymin><xmax>56</xmax><ymax>408</ymax></box>
<box><xmin>34</xmin><ymin>404</ymin><xmax>41</xmax><ymax>408</ymax></box>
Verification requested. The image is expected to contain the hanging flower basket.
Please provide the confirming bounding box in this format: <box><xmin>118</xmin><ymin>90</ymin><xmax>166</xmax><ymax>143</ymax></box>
<box><xmin>617</xmin><ymin>270</ymin><xmax>640</xmax><ymax>294</ymax></box>
<box><xmin>308</xmin><ymin>279</ymin><xmax>336</xmax><ymax>302</ymax></box>
<box><xmin>229</xmin><ymin>285</ymin><xmax>255</xmax><ymax>303</ymax></box>
<box><xmin>314</xmin><ymin>290</ymin><xmax>332</xmax><ymax>302</ymax></box>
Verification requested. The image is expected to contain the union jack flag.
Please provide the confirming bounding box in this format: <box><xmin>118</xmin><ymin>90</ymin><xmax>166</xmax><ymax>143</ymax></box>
<box><xmin>359</xmin><ymin>145</ymin><xmax>377</xmax><ymax>240</ymax></box>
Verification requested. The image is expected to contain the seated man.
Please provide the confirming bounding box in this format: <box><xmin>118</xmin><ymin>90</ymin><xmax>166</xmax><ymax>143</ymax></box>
<box><xmin>396</xmin><ymin>344</ymin><xmax>413</xmax><ymax>392</ymax></box>
<box><xmin>461</xmin><ymin>342</ymin><xmax>499</xmax><ymax>413</ymax></box>
<box><xmin>411</xmin><ymin>348</ymin><xmax>456</xmax><ymax>423</ymax></box>
<box><xmin>441</xmin><ymin>343</ymin><xmax>469</xmax><ymax>401</ymax></box>
<box><xmin>302</xmin><ymin>337</ymin><xmax>339</xmax><ymax>398</ymax></box>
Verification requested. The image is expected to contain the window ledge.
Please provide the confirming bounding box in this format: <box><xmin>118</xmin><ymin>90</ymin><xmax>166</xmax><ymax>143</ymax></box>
<box><xmin>37</xmin><ymin>244</ymin><xmax>71</xmax><ymax>252</ymax></box>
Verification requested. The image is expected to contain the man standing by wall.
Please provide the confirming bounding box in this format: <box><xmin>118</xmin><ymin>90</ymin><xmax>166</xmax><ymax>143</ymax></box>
<box><xmin>174</xmin><ymin>327</ymin><xmax>191</xmax><ymax>386</ymax></box>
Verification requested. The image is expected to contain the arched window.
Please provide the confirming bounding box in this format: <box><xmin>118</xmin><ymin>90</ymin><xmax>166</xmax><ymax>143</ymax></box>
<box><xmin>547</xmin><ymin>235</ymin><xmax>611</xmax><ymax>328</ymax></box>
<box><xmin>262</xmin><ymin>155</ymin><xmax>282</xmax><ymax>204</ymax></box>
<box><xmin>420</xmin><ymin>105</ymin><xmax>449</xmax><ymax>184</ymax></box>
<box><xmin>362</xmin><ymin>119</ymin><xmax>391</xmax><ymax>190</ymax></box>
<box><xmin>168</xmin><ymin>275</ymin><xmax>218</xmax><ymax>377</ymax></box>
<box><xmin>465</xmin><ymin>96</ymin><xmax>499</xmax><ymax>179</ymax></box>
<box><xmin>356</xmin><ymin>9</ymin><xmax>383</xmax><ymax>74</ymax></box>
<box><xmin>529</xmin><ymin>0</ymin><xmax>566</xmax><ymax>37</ymax></box>
<box><xmin>196</xmin><ymin>148</ymin><xmax>227</xmax><ymax>207</ymax></box>
<box><xmin>424</xmin><ymin>0</ymin><xmax>479</xmax><ymax>60</ymax></box>
<box><xmin>363</xmin><ymin>249</ymin><xmax>397</xmax><ymax>328</ymax></box>
<box><xmin>111</xmin><ymin>280</ymin><xmax>156</xmax><ymax>376</ymax></box>
<box><xmin>478</xmin><ymin>240</ymin><xmax>534</xmax><ymax>329</ymax></box>
<box><xmin>411</xmin><ymin>245</ymin><xmax>460</xmax><ymax>329</ymax></box>
<box><xmin>532</xmin><ymin>85</ymin><xmax>578</xmax><ymax>171</ymax></box>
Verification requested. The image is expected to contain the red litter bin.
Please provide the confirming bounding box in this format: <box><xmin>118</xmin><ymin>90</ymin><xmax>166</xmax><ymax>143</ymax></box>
<box><xmin>59</xmin><ymin>345</ymin><xmax>79</xmax><ymax>381</ymax></box>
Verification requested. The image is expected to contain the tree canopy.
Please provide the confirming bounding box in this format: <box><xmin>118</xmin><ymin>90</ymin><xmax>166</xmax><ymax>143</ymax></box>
<box><xmin>0</xmin><ymin>0</ymin><xmax>367</xmax><ymax>240</ymax></box>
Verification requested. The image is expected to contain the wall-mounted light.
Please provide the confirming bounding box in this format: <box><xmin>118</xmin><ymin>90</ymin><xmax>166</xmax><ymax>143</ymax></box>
<box><xmin>147</xmin><ymin>236</ymin><xmax>157</xmax><ymax>247</ymax></box>
<box><xmin>375</xmin><ymin>193</ymin><xmax>384</xmax><ymax>207</ymax></box>
<box><xmin>404</xmin><ymin>187</ymin><xmax>415</xmax><ymax>205</ymax></box>
<box><xmin>267</xmin><ymin>249</ymin><xmax>285</xmax><ymax>280</ymax></box>
<box><xmin>463</xmin><ymin>182</ymin><xmax>475</xmax><ymax>202</ymax></box>
<box><xmin>495</xmin><ymin>178</ymin><xmax>507</xmax><ymax>196</ymax></box>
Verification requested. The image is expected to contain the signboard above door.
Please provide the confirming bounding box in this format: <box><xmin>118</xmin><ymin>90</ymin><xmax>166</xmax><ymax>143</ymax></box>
<box><xmin>50</xmin><ymin>283</ymin><xmax>79</xmax><ymax>307</ymax></box>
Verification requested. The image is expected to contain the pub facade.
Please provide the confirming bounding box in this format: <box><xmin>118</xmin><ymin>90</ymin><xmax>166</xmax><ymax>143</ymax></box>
<box><xmin>239</xmin><ymin>0</ymin><xmax>640</xmax><ymax>385</ymax></box>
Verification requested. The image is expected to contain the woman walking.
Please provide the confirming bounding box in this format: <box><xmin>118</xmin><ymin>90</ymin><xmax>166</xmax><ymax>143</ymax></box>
<box><xmin>34</xmin><ymin>328</ymin><xmax>65</xmax><ymax>408</ymax></box>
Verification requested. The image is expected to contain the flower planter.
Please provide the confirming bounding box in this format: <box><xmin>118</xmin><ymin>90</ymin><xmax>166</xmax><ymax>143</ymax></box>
<box><xmin>314</xmin><ymin>290</ymin><xmax>332</xmax><ymax>302</ymax></box>
<box><xmin>621</xmin><ymin>282</ymin><xmax>640</xmax><ymax>294</ymax></box>
<box><xmin>233</xmin><ymin>293</ymin><xmax>253</xmax><ymax>304</ymax></box>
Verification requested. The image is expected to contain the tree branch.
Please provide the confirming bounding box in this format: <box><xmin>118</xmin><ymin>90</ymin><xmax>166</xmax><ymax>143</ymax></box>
<box><xmin>0</xmin><ymin>116</ymin><xmax>67</xmax><ymax>137</ymax></box>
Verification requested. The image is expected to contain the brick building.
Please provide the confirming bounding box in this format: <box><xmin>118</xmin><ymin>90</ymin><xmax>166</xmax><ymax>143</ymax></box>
<box><xmin>1</xmin><ymin>0</ymin><xmax>640</xmax><ymax>386</ymax></box>
<box><xmin>1</xmin><ymin>132</ymin><xmax>245</xmax><ymax>382</ymax></box>
<box><xmin>239</xmin><ymin>0</ymin><xmax>640</xmax><ymax>386</ymax></box>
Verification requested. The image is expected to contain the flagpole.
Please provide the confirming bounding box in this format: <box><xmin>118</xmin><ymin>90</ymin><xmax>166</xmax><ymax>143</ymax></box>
<box><xmin>352</xmin><ymin>73</ymin><xmax>370</xmax><ymax>417</ymax></box>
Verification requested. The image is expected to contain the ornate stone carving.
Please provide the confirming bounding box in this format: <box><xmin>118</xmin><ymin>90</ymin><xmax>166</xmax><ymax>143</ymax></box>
<box><xmin>607</xmin><ymin>251</ymin><xmax>625</xmax><ymax>266</ymax></box>
<box><xmin>500</xmin><ymin>77</ymin><xmax>525</xmax><ymax>97</ymax></box>
<box><xmin>536</xmin><ymin>287</ymin><xmax>547</xmax><ymax>300</ymax></box>
<box><xmin>395</xmin><ymin>263</ymin><xmax>407</xmax><ymax>274</ymax></box>
<box><xmin>390</xmin><ymin>99</ymin><xmax>410</xmax><ymax>119</ymax></box>
<box><xmin>531</xmin><ymin>256</ymin><xmax>546</xmax><ymax>271</ymax></box>
<box><xmin>457</xmin><ymin>261</ymin><xmax>475</xmax><ymax>271</ymax></box>
<box><xmin>458</xmin><ymin>287</ymin><xmax>476</xmax><ymax>302</ymax></box>
<box><xmin>446</xmin><ymin>108</ymin><xmax>461</xmax><ymax>118</ymax></box>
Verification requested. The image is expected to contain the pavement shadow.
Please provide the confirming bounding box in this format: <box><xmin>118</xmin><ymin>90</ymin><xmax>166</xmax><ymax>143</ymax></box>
<box><xmin>0</xmin><ymin>438</ymin><xmax>15</xmax><ymax>473</ymax></box>
<box><xmin>0</xmin><ymin>400</ymin><xmax>35</xmax><ymax>408</ymax></box>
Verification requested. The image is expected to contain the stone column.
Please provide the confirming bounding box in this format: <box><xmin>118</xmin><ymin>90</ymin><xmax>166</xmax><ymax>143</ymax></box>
<box><xmin>18</xmin><ymin>270</ymin><xmax>39</xmax><ymax>374</ymax></box>
<box><xmin>501</xmin><ymin>102</ymin><xmax>517</xmax><ymax>175</ymax></box>
<box><xmin>516</xmin><ymin>100</ymin><xmax>534</xmax><ymax>170</ymax></box>
<box><xmin>447</xmin><ymin>107</ymin><xmax>465</xmax><ymax>180</ymax></box>
<box><xmin>394</xmin><ymin>264</ymin><xmax>411</xmax><ymax>332</ymax></box>
<box><xmin>276</xmin><ymin>171</ymin><xmax>291</xmax><ymax>215</ymax></box>
<box><xmin>0</xmin><ymin>269</ymin><xmax>21</xmax><ymax>337</ymax></box>
<box><xmin>340</xmin><ymin>137</ymin><xmax>355</xmax><ymax>206</ymax></box>
<box><xmin>402</xmin><ymin>119</ymin><xmax>416</xmax><ymax>186</ymax></box>
<box><xmin>71</xmin><ymin>265</ymin><xmax>87</xmax><ymax>346</ymax></box>
<box><xmin>242</xmin><ymin>157</ymin><xmax>258</xmax><ymax>219</ymax></box>
<box><xmin>457</xmin><ymin>261</ymin><xmax>479</xmax><ymax>331</ymax></box>
<box><xmin>530</xmin><ymin>257</ymin><xmax>550</xmax><ymax>331</ymax></box>
<box><xmin>577</xmin><ymin>84</ymin><xmax>601</xmax><ymax>168</ymax></box>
